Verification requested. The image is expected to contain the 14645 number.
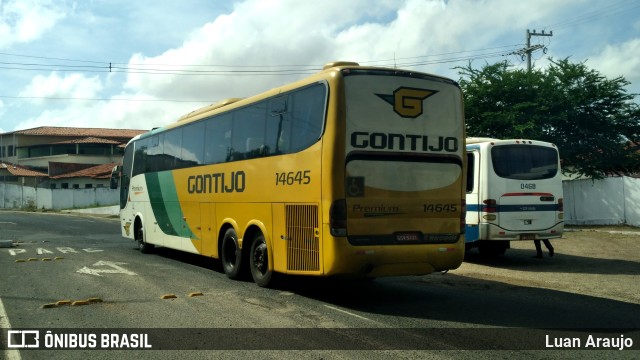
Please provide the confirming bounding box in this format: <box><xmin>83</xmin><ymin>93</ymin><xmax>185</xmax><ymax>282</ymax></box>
<box><xmin>275</xmin><ymin>170</ymin><xmax>311</xmax><ymax>186</ymax></box>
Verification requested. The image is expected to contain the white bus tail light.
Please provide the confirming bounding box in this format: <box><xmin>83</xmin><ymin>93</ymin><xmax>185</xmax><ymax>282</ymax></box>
<box><xmin>482</xmin><ymin>199</ymin><xmax>497</xmax><ymax>213</ymax></box>
<box><xmin>558</xmin><ymin>198</ymin><xmax>564</xmax><ymax>220</ymax></box>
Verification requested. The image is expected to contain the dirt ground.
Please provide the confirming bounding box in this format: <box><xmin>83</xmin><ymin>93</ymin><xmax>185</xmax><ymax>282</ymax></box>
<box><xmin>452</xmin><ymin>226</ymin><xmax>640</xmax><ymax>305</ymax></box>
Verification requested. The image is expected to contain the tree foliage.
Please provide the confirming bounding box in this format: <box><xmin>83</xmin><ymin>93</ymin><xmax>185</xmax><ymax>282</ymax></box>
<box><xmin>457</xmin><ymin>58</ymin><xmax>640</xmax><ymax>178</ymax></box>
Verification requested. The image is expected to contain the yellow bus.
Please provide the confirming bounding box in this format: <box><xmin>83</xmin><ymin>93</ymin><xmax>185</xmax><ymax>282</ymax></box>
<box><xmin>111</xmin><ymin>61</ymin><xmax>466</xmax><ymax>287</ymax></box>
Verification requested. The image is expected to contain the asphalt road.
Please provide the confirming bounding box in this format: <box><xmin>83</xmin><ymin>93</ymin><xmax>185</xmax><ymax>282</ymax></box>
<box><xmin>0</xmin><ymin>211</ymin><xmax>638</xmax><ymax>359</ymax></box>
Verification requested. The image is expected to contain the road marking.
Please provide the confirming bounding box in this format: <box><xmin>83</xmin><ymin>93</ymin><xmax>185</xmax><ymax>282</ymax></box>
<box><xmin>76</xmin><ymin>261</ymin><xmax>137</xmax><ymax>276</ymax></box>
<box><xmin>0</xmin><ymin>222</ymin><xmax>17</xmax><ymax>225</ymax></box>
<box><xmin>8</xmin><ymin>247</ymin><xmax>104</xmax><ymax>256</ymax></box>
<box><xmin>0</xmin><ymin>297</ymin><xmax>22</xmax><ymax>360</ymax></box>
<box><xmin>324</xmin><ymin>305</ymin><xmax>373</xmax><ymax>321</ymax></box>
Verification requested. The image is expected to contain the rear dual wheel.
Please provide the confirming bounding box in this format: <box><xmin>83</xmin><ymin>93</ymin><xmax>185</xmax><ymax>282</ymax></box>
<box><xmin>220</xmin><ymin>228</ymin><xmax>273</xmax><ymax>287</ymax></box>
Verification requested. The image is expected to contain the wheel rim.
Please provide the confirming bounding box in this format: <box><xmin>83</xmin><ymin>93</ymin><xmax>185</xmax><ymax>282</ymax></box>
<box><xmin>253</xmin><ymin>242</ymin><xmax>268</xmax><ymax>275</ymax></box>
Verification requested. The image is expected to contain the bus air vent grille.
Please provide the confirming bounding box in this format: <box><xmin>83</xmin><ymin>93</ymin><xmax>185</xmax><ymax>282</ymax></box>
<box><xmin>285</xmin><ymin>204</ymin><xmax>320</xmax><ymax>271</ymax></box>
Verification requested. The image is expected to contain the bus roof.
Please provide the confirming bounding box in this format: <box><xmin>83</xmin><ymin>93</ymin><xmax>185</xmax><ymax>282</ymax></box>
<box><xmin>466</xmin><ymin>137</ymin><xmax>557</xmax><ymax>147</ymax></box>
<box><xmin>466</xmin><ymin>137</ymin><xmax>500</xmax><ymax>144</ymax></box>
<box><xmin>145</xmin><ymin>61</ymin><xmax>460</xmax><ymax>136</ymax></box>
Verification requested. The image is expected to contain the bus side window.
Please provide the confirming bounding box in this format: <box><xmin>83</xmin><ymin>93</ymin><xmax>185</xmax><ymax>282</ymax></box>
<box><xmin>289</xmin><ymin>84</ymin><xmax>325</xmax><ymax>152</ymax></box>
<box><xmin>182</xmin><ymin>122</ymin><xmax>205</xmax><ymax>166</ymax></box>
<box><xmin>232</xmin><ymin>104</ymin><xmax>267</xmax><ymax>160</ymax></box>
<box><xmin>163</xmin><ymin>129</ymin><xmax>183</xmax><ymax>169</ymax></box>
<box><xmin>204</xmin><ymin>114</ymin><xmax>232</xmax><ymax>164</ymax></box>
<box><xmin>466</xmin><ymin>152</ymin><xmax>475</xmax><ymax>193</ymax></box>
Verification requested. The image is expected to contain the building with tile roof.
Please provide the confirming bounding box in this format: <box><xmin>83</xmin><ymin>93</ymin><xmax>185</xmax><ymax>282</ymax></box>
<box><xmin>0</xmin><ymin>126</ymin><xmax>146</xmax><ymax>188</ymax></box>
<box><xmin>0</xmin><ymin>161</ymin><xmax>48</xmax><ymax>187</ymax></box>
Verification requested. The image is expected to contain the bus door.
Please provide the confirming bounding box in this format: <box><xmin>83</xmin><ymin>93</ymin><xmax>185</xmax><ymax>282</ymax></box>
<box><xmin>465</xmin><ymin>149</ymin><xmax>480</xmax><ymax>242</ymax></box>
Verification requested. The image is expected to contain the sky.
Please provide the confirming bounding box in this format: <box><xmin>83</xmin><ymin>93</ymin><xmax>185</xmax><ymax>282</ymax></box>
<box><xmin>1</xmin><ymin>0</ymin><xmax>639</xmax><ymax>133</ymax></box>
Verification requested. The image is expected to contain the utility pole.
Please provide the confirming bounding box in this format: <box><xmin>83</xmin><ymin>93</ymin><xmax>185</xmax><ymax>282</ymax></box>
<box><xmin>525</xmin><ymin>29</ymin><xmax>553</xmax><ymax>71</ymax></box>
<box><xmin>511</xmin><ymin>29</ymin><xmax>553</xmax><ymax>71</ymax></box>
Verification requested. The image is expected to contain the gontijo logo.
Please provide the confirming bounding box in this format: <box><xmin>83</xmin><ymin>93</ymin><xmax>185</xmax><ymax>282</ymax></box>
<box><xmin>376</xmin><ymin>87</ymin><xmax>437</xmax><ymax>118</ymax></box>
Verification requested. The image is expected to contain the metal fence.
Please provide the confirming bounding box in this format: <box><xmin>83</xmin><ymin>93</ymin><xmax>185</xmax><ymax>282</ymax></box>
<box><xmin>563</xmin><ymin>176</ymin><xmax>640</xmax><ymax>227</ymax></box>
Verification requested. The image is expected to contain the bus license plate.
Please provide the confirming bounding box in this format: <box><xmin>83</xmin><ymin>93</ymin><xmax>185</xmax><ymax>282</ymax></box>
<box><xmin>395</xmin><ymin>232</ymin><xmax>422</xmax><ymax>242</ymax></box>
<box><xmin>520</xmin><ymin>234</ymin><xmax>536</xmax><ymax>240</ymax></box>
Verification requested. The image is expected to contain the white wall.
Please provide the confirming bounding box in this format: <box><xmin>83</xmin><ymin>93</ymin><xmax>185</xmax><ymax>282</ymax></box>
<box><xmin>1</xmin><ymin>183</ymin><xmax>118</xmax><ymax>210</ymax></box>
<box><xmin>563</xmin><ymin>176</ymin><xmax>640</xmax><ymax>227</ymax></box>
<box><xmin>624</xmin><ymin>177</ymin><xmax>640</xmax><ymax>227</ymax></box>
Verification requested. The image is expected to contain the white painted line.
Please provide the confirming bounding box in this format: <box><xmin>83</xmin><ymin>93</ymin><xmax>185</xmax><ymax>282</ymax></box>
<box><xmin>77</xmin><ymin>261</ymin><xmax>137</xmax><ymax>276</ymax></box>
<box><xmin>0</xmin><ymin>297</ymin><xmax>22</xmax><ymax>360</ymax></box>
<box><xmin>0</xmin><ymin>222</ymin><xmax>17</xmax><ymax>225</ymax></box>
<box><xmin>324</xmin><ymin>305</ymin><xmax>372</xmax><ymax>321</ymax></box>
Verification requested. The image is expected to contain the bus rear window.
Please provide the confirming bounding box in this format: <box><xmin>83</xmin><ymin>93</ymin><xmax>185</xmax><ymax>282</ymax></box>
<box><xmin>491</xmin><ymin>145</ymin><xmax>558</xmax><ymax>180</ymax></box>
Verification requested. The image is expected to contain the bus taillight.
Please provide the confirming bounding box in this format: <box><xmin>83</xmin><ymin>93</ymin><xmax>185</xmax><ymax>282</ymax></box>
<box><xmin>558</xmin><ymin>198</ymin><xmax>563</xmax><ymax>212</ymax></box>
<box><xmin>482</xmin><ymin>199</ymin><xmax>497</xmax><ymax>213</ymax></box>
<box><xmin>330</xmin><ymin>199</ymin><xmax>347</xmax><ymax>237</ymax></box>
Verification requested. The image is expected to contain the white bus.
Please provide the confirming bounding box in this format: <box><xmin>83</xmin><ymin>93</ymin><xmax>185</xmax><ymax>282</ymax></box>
<box><xmin>465</xmin><ymin>138</ymin><xmax>564</xmax><ymax>256</ymax></box>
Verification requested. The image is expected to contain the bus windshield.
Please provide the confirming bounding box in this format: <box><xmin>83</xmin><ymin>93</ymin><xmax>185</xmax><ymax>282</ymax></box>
<box><xmin>491</xmin><ymin>145</ymin><xmax>558</xmax><ymax>180</ymax></box>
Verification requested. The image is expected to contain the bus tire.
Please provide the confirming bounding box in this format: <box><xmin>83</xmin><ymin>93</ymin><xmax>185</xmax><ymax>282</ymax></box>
<box><xmin>249</xmin><ymin>233</ymin><xmax>273</xmax><ymax>287</ymax></box>
<box><xmin>477</xmin><ymin>240</ymin><xmax>508</xmax><ymax>257</ymax></box>
<box><xmin>136</xmin><ymin>223</ymin><xmax>154</xmax><ymax>254</ymax></box>
<box><xmin>221</xmin><ymin>228</ymin><xmax>243</xmax><ymax>280</ymax></box>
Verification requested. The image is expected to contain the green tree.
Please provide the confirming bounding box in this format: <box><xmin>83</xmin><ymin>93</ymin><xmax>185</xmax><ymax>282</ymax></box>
<box><xmin>457</xmin><ymin>58</ymin><xmax>640</xmax><ymax>178</ymax></box>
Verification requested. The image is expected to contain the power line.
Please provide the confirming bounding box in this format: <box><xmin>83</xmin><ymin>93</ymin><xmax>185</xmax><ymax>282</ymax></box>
<box><xmin>0</xmin><ymin>43</ymin><xmax>523</xmax><ymax>76</ymax></box>
<box><xmin>542</xmin><ymin>0</ymin><xmax>639</xmax><ymax>31</ymax></box>
<box><xmin>0</xmin><ymin>95</ymin><xmax>212</xmax><ymax>103</ymax></box>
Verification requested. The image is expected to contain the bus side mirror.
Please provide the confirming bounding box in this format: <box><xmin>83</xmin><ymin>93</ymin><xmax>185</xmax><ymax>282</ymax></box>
<box><xmin>110</xmin><ymin>165</ymin><xmax>121</xmax><ymax>189</ymax></box>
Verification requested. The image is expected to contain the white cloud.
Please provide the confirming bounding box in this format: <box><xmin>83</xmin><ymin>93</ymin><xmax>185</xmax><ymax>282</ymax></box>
<box><xmin>589</xmin><ymin>38</ymin><xmax>640</xmax><ymax>90</ymax></box>
<box><xmin>19</xmin><ymin>73</ymin><xmax>104</xmax><ymax>104</ymax></box>
<box><xmin>0</xmin><ymin>99</ymin><xmax>5</xmax><ymax>132</ymax></box>
<box><xmin>0</xmin><ymin>0</ymin><xmax>65</xmax><ymax>48</ymax></box>
<box><xmin>13</xmin><ymin>95</ymin><xmax>192</xmax><ymax>131</ymax></box>
<box><xmin>7</xmin><ymin>0</ymin><xmax>639</xmax><ymax>133</ymax></box>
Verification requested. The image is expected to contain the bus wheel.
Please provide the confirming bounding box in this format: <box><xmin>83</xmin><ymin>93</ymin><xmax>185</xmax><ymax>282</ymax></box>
<box><xmin>136</xmin><ymin>224</ymin><xmax>154</xmax><ymax>254</ymax></box>
<box><xmin>221</xmin><ymin>228</ymin><xmax>243</xmax><ymax>280</ymax></box>
<box><xmin>250</xmin><ymin>233</ymin><xmax>273</xmax><ymax>287</ymax></box>
<box><xmin>477</xmin><ymin>240</ymin><xmax>508</xmax><ymax>257</ymax></box>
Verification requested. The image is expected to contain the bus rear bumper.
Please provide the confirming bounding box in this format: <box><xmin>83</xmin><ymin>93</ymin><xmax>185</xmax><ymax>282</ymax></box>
<box><xmin>322</xmin><ymin>233</ymin><xmax>465</xmax><ymax>278</ymax></box>
<box><xmin>476</xmin><ymin>222</ymin><xmax>564</xmax><ymax>242</ymax></box>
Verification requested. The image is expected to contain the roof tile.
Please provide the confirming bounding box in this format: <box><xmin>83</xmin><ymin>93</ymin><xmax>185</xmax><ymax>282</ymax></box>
<box><xmin>49</xmin><ymin>163</ymin><xmax>117</xmax><ymax>179</ymax></box>
<box><xmin>0</xmin><ymin>162</ymin><xmax>48</xmax><ymax>177</ymax></box>
<box><xmin>6</xmin><ymin>126</ymin><xmax>146</xmax><ymax>139</ymax></box>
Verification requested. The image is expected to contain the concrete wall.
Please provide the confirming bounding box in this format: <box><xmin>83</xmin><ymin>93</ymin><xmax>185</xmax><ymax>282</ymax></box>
<box><xmin>563</xmin><ymin>176</ymin><xmax>640</xmax><ymax>227</ymax></box>
<box><xmin>1</xmin><ymin>183</ymin><xmax>118</xmax><ymax>210</ymax></box>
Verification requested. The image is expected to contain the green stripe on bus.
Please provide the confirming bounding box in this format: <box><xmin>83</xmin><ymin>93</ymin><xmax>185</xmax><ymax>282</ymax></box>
<box><xmin>146</xmin><ymin>172</ymin><xmax>195</xmax><ymax>238</ymax></box>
